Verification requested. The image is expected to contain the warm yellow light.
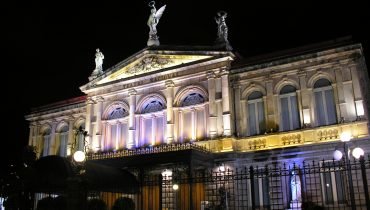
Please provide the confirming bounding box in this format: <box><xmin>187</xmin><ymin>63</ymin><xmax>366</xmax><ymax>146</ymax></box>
<box><xmin>73</xmin><ymin>151</ymin><xmax>86</xmax><ymax>162</ymax></box>
<box><xmin>352</xmin><ymin>147</ymin><xmax>364</xmax><ymax>159</ymax></box>
<box><xmin>340</xmin><ymin>132</ymin><xmax>352</xmax><ymax>142</ymax></box>
<box><xmin>356</xmin><ymin>103</ymin><xmax>365</xmax><ymax>116</ymax></box>
<box><xmin>303</xmin><ymin>109</ymin><xmax>311</xmax><ymax>124</ymax></box>
<box><xmin>172</xmin><ymin>184</ymin><xmax>179</xmax><ymax>190</ymax></box>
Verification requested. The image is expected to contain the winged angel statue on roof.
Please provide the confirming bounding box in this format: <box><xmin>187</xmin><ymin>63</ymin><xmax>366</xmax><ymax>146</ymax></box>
<box><xmin>147</xmin><ymin>1</ymin><xmax>166</xmax><ymax>46</ymax></box>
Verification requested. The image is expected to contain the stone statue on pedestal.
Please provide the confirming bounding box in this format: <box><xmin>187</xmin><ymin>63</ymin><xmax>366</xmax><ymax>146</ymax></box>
<box><xmin>147</xmin><ymin>1</ymin><xmax>166</xmax><ymax>46</ymax></box>
<box><xmin>215</xmin><ymin>11</ymin><xmax>232</xmax><ymax>51</ymax></box>
<box><xmin>290</xmin><ymin>170</ymin><xmax>302</xmax><ymax>209</ymax></box>
<box><xmin>89</xmin><ymin>48</ymin><xmax>104</xmax><ymax>81</ymax></box>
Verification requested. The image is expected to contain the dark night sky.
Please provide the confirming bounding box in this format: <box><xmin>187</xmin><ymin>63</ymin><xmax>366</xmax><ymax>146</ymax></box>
<box><xmin>2</xmin><ymin>0</ymin><xmax>370</xmax><ymax>169</ymax></box>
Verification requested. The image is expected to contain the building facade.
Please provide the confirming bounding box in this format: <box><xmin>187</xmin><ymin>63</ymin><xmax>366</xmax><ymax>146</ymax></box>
<box><xmin>25</xmin><ymin>40</ymin><xmax>370</xmax><ymax>209</ymax></box>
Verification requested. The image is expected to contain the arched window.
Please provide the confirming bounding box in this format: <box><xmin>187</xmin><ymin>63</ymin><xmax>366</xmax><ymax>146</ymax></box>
<box><xmin>142</xmin><ymin>100</ymin><xmax>165</xmax><ymax>114</ymax></box>
<box><xmin>58</xmin><ymin>126</ymin><xmax>69</xmax><ymax>157</ymax></box>
<box><xmin>108</xmin><ymin>107</ymin><xmax>127</xmax><ymax>120</ymax></box>
<box><xmin>140</xmin><ymin>98</ymin><xmax>166</xmax><ymax>146</ymax></box>
<box><xmin>180</xmin><ymin>93</ymin><xmax>205</xmax><ymax>107</ymax></box>
<box><xmin>279</xmin><ymin>85</ymin><xmax>300</xmax><ymax>131</ymax></box>
<box><xmin>42</xmin><ymin>129</ymin><xmax>51</xmax><ymax>157</ymax></box>
<box><xmin>314</xmin><ymin>79</ymin><xmax>337</xmax><ymax>126</ymax></box>
<box><xmin>179</xmin><ymin>92</ymin><xmax>206</xmax><ymax>142</ymax></box>
<box><xmin>106</xmin><ymin>106</ymin><xmax>128</xmax><ymax>150</ymax></box>
<box><xmin>248</xmin><ymin>91</ymin><xmax>265</xmax><ymax>136</ymax></box>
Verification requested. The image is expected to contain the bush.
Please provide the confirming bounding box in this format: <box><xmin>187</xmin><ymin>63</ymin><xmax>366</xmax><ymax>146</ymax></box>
<box><xmin>112</xmin><ymin>197</ymin><xmax>135</xmax><ymax>210</ymax></box>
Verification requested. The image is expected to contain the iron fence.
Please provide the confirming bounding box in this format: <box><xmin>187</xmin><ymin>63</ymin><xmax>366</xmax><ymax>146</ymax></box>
<box><xmin>32</xmin><ymin>156</ymin><xmax>370</xmax><ymax>210</ymax></box>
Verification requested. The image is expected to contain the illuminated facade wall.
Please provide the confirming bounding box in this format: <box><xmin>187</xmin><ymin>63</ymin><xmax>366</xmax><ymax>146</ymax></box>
<box><xmin>25</xmin><ymin>43</ymin><xmax>370</xmax><ymax>159</ymax></box>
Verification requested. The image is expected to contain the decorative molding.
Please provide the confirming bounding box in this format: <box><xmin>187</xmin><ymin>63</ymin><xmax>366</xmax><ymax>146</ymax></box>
<box><xmin>317</xmin><ymin>128</ymin><xmax>338</xmax><ymax>141</ymax></box>
<box><xmin>281</xmin><ymin>134</ymin><xmax>302</xmax><ymax>145</ymax></box>
<box><xmin>247</xmin><ymin>138</ymin><xmax>266</xmax><ymax>150</ymax></box>
<box><xmin>127</xmin><ymin>56</ymin><xmax>173</xmax><ymax>75</ymax></box>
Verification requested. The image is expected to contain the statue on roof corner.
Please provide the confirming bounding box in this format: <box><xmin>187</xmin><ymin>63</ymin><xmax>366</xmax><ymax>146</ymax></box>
<box><xmin>147</xmin><ymin>1</ymin><xmax>166</xmax><ymax>47</ymax></box>
<box><xmin>89</xmin><ymin>48</ymin><xmax>104</xmax><ymax>81</ymax></box>
<box><xmin>215</xmin><ymin>11</ymin><xmax>233</xmax><ymax>51</ymax></box>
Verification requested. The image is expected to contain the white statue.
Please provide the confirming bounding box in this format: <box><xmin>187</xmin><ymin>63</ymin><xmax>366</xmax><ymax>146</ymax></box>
<box><xmin>291</xmin><ymin>170</ymin><xmax>302</xmax><ymax>202</ymax></box>
<box><xmin>147</xmin><ymin>1</ymin><xmax>166</xmax><ymax>46</ymax></box>
<box><xmin>94</xmin><ymin>48</ymin><xmax>104</xmax><ymax>72</ymax></box>
<box><xmin>215</xmin><ymin>11</ymin><xmax>232</xmax><ymax>50</ymax></box>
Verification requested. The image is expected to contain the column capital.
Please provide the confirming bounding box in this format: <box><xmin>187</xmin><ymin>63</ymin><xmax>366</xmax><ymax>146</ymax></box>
<box><xmin>207</xmin><ymin>71</ymin><xmax>216</xmax><ymax>79</ymax></box>
<box><xmin>165</xmin><ymin>80</ymin><xmax>175</xmax><ymax>88</ymax></box>
<box><xmin>296</xmin><ymin>69</ymin><xmax>305</xmax><ymax>77</ymax></box>
<box><xmin>86</xmin><ymin>97</ymin><xmax>95</xmax><ymax>105</ymax></box>
<box><xmin>128</xmin><ymin>88</ymin><xmax>137</xmax><ymax>96</ymax></box>
<box><xmin>219</xmin><ymin>67</ymin><xmax>229</xmax><ymax>76</ymax></box>
<box><xmin>95</xmin><ymin>96</ymin><xmax>105</xmax><ymax>102</ymax></box>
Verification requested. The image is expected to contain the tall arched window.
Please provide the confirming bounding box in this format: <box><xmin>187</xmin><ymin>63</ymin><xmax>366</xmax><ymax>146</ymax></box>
<box><xmin>279</xmin><ymin>85</ymin><xmax>300</xmax><ymax>131</ymax></box>
<box><xmin>58</xmin><ymin>126</ymin><xmax>69</xmax><ymax>157</ymax></box>
<box><xmin>248</xmin><ymin>91</ymin><xmax>265</xmax><ymax>136</ymax></box>
<box><xmin>314</xmin><ymin>79</ymin><xmax>337</xmax><ymax>126</ymax></box>
<box><xmin>106</xmin><ymin>106</ymin><xmax>128</xmax><ymax>150</ymax></box>
<box><xmin>140</xmin><ymin>98</ymin><xmax>165</xmax><ymax>146</ymax></box>
<box><xmin>42</xmin><ymin>129</ymin><xmax>51</xmax><ymax>157</ymax></box>
<box><xmin>179</xmin><ymin>92</ymin><xmax>207</xmax><ymax>142</ymax></box>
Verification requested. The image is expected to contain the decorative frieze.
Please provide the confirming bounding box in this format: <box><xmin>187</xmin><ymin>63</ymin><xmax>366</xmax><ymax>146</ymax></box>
<box><xmin>281</xmin><ymin>134</ymin><xmax>302</xmax><ymax>145</ymax></box>
<box><xmin>317</xmin><ymin>128</ymin><xmax>339</xmax><ymax>141</ymax></box>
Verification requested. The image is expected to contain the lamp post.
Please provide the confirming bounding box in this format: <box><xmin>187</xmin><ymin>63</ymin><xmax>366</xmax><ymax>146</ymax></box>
<box><xmin>333</xmin><ymin>132</ymin><xmax>362</xmax><ymax>210</ymax></box>
<box><xmin>67</xmin><ymin>126</ymin><xmax>88</xmax><ymax>210</ymax></box>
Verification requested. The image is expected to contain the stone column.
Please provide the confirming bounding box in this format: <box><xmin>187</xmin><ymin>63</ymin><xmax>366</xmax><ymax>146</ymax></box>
<box><xmin>191</xmin><ymin>108</ymin><xmax>196</xmax><ymax>141</ymax></box>
<box><xmin>115</xmin><ymin>121</ymin><xmax>121</xmax><ymax>150</ymax></box>
<box><xmin>152</xmin><ymin>115</ymin><xmax>156</xmax><ymax>145</ymax></box>
<box><xmin>298</xmin><ymin>71</ymin><xmax>311</xmax><ymax>127</ymax></box>
<box><xmin>101</xmin><ymin>122</ymin><xmax>107</xmax><ymax>150</ymax></box>
<box><xmin>49</xmin><ymin>120</ymin><xmax>57</xmax><ymax>155</ymax></box>
<box><xmin>165</xmin><ymin>80</ymin><xmax>175</xmax><ymax>144</ymax></box>
<box><xmin>85</xmin><ymin>97</ymin><xmax>95</xmax><ymax>150</ymax></box>
<box><xmin>334</xmin><ymin>67</ymin><xmax>347</xmax><ymax>122</ymax></box>
<box><xmin>207</xmin><ymin>71</ymin><xmax>217</xmax><ymax>138</ymax></box>
<box><xmin>233</xmin><ymin>84</ymin><xmax>241</xmax><ymax>137</ymax></box>
<box><xmin>95</xmin><ymin>96</ymin><xmax>104</xmax><ymax>151</ymax></box>
<box><xmin>265</xmin><ymin>78</ymin><xmax>276</xmax><ymax>131</ymax></box>
<box><xmin>220</xmin><ymin>67</ymin><xmax>231</xmax><ymax>136</ymax></box>
<box><xmin>128</xmin><ymin>89</ymin><xmax>137</xmax><ymax>149</ymax></box>
<box><xmin>173</xmin><ymin>109</ymin><xmax>179</xmax><ymax>142</ymax></box>
<box><xmin>28</xmin><ymin>124</ymin><xmax>35</xmax><ymax>146</ymax></box>
<box><xmin>349</xmin><ymin>63</ymin><xmax>365</xmax><ymax>118</ymax></box>
<box><xmin>67</xmin><ymin>117</ymin><xmax>74</xmax><ymax>156</ymax></box>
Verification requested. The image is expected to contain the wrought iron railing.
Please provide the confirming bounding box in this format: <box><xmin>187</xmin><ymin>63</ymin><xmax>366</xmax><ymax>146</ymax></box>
<box><xmin>87</xmin><ymin>142</ymin><xmax>210</xmax><ymax>160</ymax></box>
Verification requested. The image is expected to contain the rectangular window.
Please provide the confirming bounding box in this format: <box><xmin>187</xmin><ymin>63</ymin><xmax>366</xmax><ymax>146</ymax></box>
<box><xmin>248</xmin><ymin>99</ymin><xmax>265</xmax><ymax>136</ymax></box>
<box><xmin>321</xmin><ymin>161</ymin><xmax>346</xmax><ymax>205</ymax></box>
<box><xmin>280</xmin><ymin>94</ymin><xmax>300</xmax><ymax>131</ymax></box>
<box><xmin>251</xmin><ymin>176</ymin><xmax>270</xmax><ymax>208</ymax></box>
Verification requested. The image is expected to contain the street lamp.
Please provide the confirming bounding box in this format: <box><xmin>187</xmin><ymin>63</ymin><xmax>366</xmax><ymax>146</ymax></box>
<box><xmin>335</xmin><ymin>132</ymin><xmax>364</xmax><ymax>210</ymax></box>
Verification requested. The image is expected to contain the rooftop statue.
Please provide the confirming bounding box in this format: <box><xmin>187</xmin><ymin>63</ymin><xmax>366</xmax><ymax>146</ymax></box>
<box><xmin>147</xmin><ymin>1</ymin><xmax>166</xmax><ymax>46</ymax></box>
<box><xmin>215</xmin><ymin>11</ymin><xmax>232</xmax><ymax>50</ymax></box>
<box><xmin>89</xmin><ymin>48</ymin><xmax>105</xmax><ymax>81</ymax></box>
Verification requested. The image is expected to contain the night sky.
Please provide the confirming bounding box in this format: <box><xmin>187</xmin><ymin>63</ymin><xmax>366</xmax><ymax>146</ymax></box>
<box><xmin>3</xmin><ymin>0</ymin><xmax>370</xmax><ymax>169</ymax></box>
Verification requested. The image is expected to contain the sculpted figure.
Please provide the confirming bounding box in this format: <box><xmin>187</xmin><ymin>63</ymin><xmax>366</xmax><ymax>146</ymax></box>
<box><xmin>94</xmin><ymin>48</ymin><xmax>104</xmax><ymax>72</ymax></box>
<box><xmin>215</xmin><ymin>11</ymin><xmax>232</xmax><ymax>50</ymax></box>
<box><xmin>147</xmin><ymin>1</ymin><xmax>166</xmax><ymax>46</ymax></box>
<box><xmin>291</xmin><ymin>170</ymin><xmax>302</xmax><ymax>202</ymax></box>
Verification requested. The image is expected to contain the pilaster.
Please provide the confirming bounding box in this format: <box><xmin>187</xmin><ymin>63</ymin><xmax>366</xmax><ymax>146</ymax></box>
<box><xmin>220</xmin><ymin>67</ymin><xmax>231</xmax><ymax>136</ymax></box>
<box><xmin>128</xmin><ymin>88</ymin><xmax>137</xmax><ymax>149</ymax></box>
<box><xmin>165</xmin><ymin>80</ymin><xmax>175</xmax><ymax>143</ymax></box>
<box><xmin>207</xmin><ymin>71</ymin><xmax>217</xmax><ymax>138</ymax></box>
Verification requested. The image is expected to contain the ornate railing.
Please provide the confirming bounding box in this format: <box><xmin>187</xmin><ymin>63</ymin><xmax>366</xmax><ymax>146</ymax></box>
<box><xmin>87</xmin><ymin>142</ymin><xmax>210</xmax><ymax>160</ymax></box>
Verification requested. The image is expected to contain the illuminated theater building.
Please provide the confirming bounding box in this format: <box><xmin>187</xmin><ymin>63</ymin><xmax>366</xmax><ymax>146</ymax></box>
<box><xmin>25</xmin><ymin>10</ymin><xmax>370</xmax><ymax>209</ymax></box>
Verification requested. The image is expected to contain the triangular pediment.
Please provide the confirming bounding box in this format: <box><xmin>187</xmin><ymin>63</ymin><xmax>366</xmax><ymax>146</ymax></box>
<box><xmin>80</xmin><ymin>46</ymin><xmax>235</xmax><ymax>93</ymax></box>
<box><xmin>97</xmin><ymin>53</ymin><xmax>211</xmax><ymax>85</ymax></box>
